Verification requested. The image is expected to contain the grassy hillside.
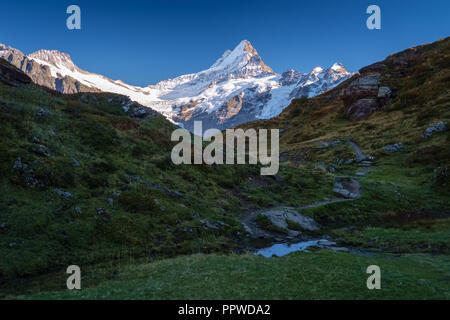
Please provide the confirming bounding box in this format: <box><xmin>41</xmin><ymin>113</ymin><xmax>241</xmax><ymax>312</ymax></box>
<box><xmin>1</xmin><ymin>38</ymin><xmax>449</xmax><ymax>299</ymax></box>
<box><xmin>0</xmin><ymin>60</ymin><xmax>333</xmax><ymax>296</ymax></box>
<box><xmin>239</xmin><ymin>37</ymin><xmax>450</xmax><ymax>236</ymax></box>
<box><xmin>7</xmin><ymin>252</ymin><xmax>450</xmax><ymax>300</ymax></box>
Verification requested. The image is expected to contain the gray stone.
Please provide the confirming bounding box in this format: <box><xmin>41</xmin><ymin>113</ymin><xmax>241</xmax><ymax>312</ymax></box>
<box><xmin>200</xmin><ymin>219</ymin><xmax>229</xmax><ymax>230</ymax></box>
<box><xmin>107</xmin><ymin>198</ymin><xmax>114</xmax><ymax>206</ymax></box>
<box><xmin>345</xmin><ymin>159</ymin><xmax>355</xmax><ymax>165</ymax></box>
<box><xmin>328</xmin><ymin>165</ymin><xmax>337</xmax><ymax>173</ymax></box>
<box><xmin>75</xmin><ymin>207</ymin><xmax>82</xmax><ymax>214</ymax></box>
<box><xmin>349</xmin><ymin>74</ymin><xmax>381</xmax><ymax>89</ymax></box>
<box><xmin>383</xmin><ymin>142</ymin><xmax>403</xmax><ymax>153</ymax></box>
<box><xmin>318</xmin><ymin>239</ymin><xmax>337</xmax><ymax>246</ymax></box>
<box><xmin>112</xmin><ymin>191</ymin><xmax>121</xmax><ymax>198</ymax></box>
<box><xmin>377</xmin><ymin>86</ymin><xmax>392</xmax><ymax>98</ymax></box>
<box><xmin>72</xmin><ymin>158</ymin><xmax>80</xmax><ymax>167</ymax></box>
<box><xmin>96</xmin><ymin>208</ymin><xmax>110</xmax><ymax>222</ymax></box>
<box><xmin>12</xmin><ymin>157</ymin><xmax>45</xmax><ymax>188</ymax></box>
<box><xmin>422</xmin><ymin>121</ymin><xmax>447</xmax><ymax>138</ymax></box>
<box><xmin>29</xmin><ymin>144</ymin><xmax>50</xmax><ymax>157</ymax></box>
<box><xmin>36</xmin><ymin>108</ymin><xmax>51</xmax><ymax>118</ymax></box>
<box><xmin>260</xmin><ymin>207</ymin><xmax>320</xmax><ymax>232</ymax></box>
<box><xmin>55</xmin><ymin>189</ymin><xmax>73</xmax><ymax>200</ymax></box>
<box><xmin>317</xmin><ymin>140</ymin><xmax>342</xmax><ymax>149</ymax></box>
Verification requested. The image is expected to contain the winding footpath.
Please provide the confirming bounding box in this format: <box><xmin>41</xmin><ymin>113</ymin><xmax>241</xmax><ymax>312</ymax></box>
<box><xmin>242</xmin><ymin>140</ymin><xmax>373</xmax><ymax>243</ymax></box>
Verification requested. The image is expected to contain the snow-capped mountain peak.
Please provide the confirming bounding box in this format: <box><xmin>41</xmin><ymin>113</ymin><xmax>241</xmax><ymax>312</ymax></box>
<box><xmin>29</xmin><ymin>49</ymin><xmax>78</xmax><ymax>72</ymax></box>
<box><xmin>331</xmin><ymin>62</ymin><xmax>345</xmax><ymax>71</ymax></box>
<box><xmin>0</xmin><ymin>40</ymin><xmax>353</xmax><ymax>133</ymax></box>
<box><xmin>311</xmin><ymin>66</ymin><xmax>324</xmax><ymax>74</ymax></box>
<box><xmin>210</xmin><ymin>40</ymin><xmax>274</xmax><ymax>76</ymax></box>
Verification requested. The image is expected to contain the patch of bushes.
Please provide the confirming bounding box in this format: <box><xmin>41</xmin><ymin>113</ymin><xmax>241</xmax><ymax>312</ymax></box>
<box><xmin>82</xmin><ymin>172</ymin><xmax>110</xmax><ymax>189</ymax></box>
<box><xmin>91</xmin><ymin>159</ymin><xmax>117</xmax><ymax>174</ymax></box>
<box><xmin>118</xmin><ymin>189</ymin><xmax>156</xmax><ymax>213</ymax></box>
<box><xmin>75</xmin><ymin>120</ymin><xmax>119</xmax><ymax>151</ymax></box>
<box><xmin>407</xmin><ymin>145</ymin><xmax>450</xmax><ymax>166</ymax></box>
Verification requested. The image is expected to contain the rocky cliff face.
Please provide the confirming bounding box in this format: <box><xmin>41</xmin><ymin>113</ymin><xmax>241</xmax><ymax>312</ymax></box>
<box><xmin>0</xmin><ymin>44</ymin><xmax>99</xmax><ymax>93</ymax></box>
<box><xmin>0</xmin><ymin>58</ymin><xmax>31</xmax><ymax>87</ymax></box>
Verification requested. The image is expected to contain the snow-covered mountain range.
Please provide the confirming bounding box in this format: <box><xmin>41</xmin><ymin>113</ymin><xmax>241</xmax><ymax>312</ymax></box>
<box><xmin>0</xmin><ymin>40</ymin><xmax>352</xmax><ymax>131</ymax></box>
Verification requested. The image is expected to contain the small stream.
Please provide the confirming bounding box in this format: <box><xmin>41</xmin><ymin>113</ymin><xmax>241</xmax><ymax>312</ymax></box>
<box><xmin>255</xmin><ymin>239</ymin><xmax>373</xmax><ymax>258</ymax></box>
<box><xmin>255</xmin><ymin>239</ymin><xmax>325</xmax><ymax>257</ymax></box>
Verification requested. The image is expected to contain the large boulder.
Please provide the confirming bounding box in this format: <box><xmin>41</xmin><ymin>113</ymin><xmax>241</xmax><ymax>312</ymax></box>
<box><xmin>260</xmin><ymin>207</ymin><xmax>320</xmax><ymax>232</ymax></box>
<box><xmin>340</xmin><ymin>73</ymin><xmax>394</xmax><ymax>121</ymax></box>
<box><xmin>344</xmin><ymin>98</ymin><xmax>380</xmax><ymax>121</ymax></box>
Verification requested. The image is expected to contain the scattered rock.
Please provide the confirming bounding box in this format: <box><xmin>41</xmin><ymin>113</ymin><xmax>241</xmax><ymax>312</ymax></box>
<box><xmin>333</xmin><ymin>178</ymin><xmax>361</xmax><ymax>199</ymax></box>
<box><xmin>29</xmin><ymin>144</ymin><xmax>50</xmax><ymax>157</ymax></box>
<box><xmin>55</xmin><ymin>189</ymin><xmax>73</xmax><ymax>200</ymax></box>
<box><xmin>123</xmin><ymin>102</ymin><xmax>159</xmax><ymax>119</ymax></box>
<box><xmin>200</xmin><ymin>219</ymin><xmax>229</xmax><ymax>230</ymax></box>
<box><xmin>383</xmin><ymin>142</ymin><xmax>404</xmax><ymax>153</ymax></box>
<box><xmin>183</xmin><ymin>227</ymin><xmax>193</xmax><ymax>233</ymax></box>
<box><xmin>112</xmin><ymin>191</ymin><xmax>121</xmax><ymax>198</ymax></box>
<box><xmin>358</xmin><ymin>161</ymin><xmax>373</xmax><ymax>167</ymax></box>
<box><xmin>328</xmin><ymin>165</ymin><xmax>337</xmax><ymax>173</ymax></box>
<box><xmin>242</xmin><ymin>223</ymin><xmax>252</xmax><ymax>234</ymax></box>
<box><xmin>107</xmin><ymin>198</ymin><xmax>114</xmax><ymax>207</ymax></box>
<box><xmin>345</xmin><ymin>158</ymin><xmax>355</xmax><ymax>165</ymax></box>
<box><xmin>96</xmin><ymin>208</ymin><xmax>110</xmax><ymax>222</ymax></box>
<box><xmin>287</xmin><ymin>230</ymin><xmax>301</xmax><ymax>237</ymax></box>
<box><xmin>75</xmin><ymin>207</ymin><xmax>83</xmax><ymax>214</ymax></box>
<box><xmin>36</xmin><ymin>108</ymin><xmax>51</xmax><ymax>118</ymax></box>
<box><xmin>72</xmin><ymin>158</ymin><xmax>81</xmax><ymax>167</ymax></box>
<box><xmin>8</xmin><ymin>242</ymin><xmax>17</xmax><ymax>248</ymax></box>
<box><xmin>422</xmin><ymin>121</ymin><xmax>447</xmax><ymax>138</ymax></box>
<box><xmin>13</xmin><ymin>157</ymin><xmax>28</xmax><ymax>172</ymax></box>
<box><xmin>314</xmin><ymin>162</ymin><xmax>326</xmax><ymax>170</ymax></box>
<box><xmin>317</xmin><ymin>140</ymin><xmax>342</xmax><ymax>149</ymax></box>
<box><xmin>30</xmin><ymin>136</ymin><xmax>40</xmax><ymax>144</ymax></box>
<box><xmin>12</xmin><ymin>157</ymin><xmax>44</xmax><ymax>188</ymax></box>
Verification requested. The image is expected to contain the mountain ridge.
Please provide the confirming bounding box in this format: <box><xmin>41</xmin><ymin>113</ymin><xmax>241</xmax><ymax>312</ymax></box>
<box><xmin>0</xmin><ymin>40</ymin><xmax>352</xmax><ymax>131</ymax></box>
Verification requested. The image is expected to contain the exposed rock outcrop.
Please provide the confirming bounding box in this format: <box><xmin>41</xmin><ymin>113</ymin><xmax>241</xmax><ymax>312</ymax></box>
<box><xmin>0</xmin><ymin>59</ymin><xmax>31</xmax><ymax>87</ymax></box>
<box><xmin>340</xmin><ymin>73</ymin><xmax>395</xmax><ymax>120</ymax></box>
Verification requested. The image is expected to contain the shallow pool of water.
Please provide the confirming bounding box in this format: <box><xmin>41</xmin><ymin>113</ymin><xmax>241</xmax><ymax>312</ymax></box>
<box><xmin>255</xmin><ymin>240</ymin><xmax>323</xmax><ymax>258</ymax></box>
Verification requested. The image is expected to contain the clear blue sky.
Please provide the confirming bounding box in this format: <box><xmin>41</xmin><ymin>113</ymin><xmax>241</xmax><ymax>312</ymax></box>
<box><xmin>1</xmin><ymin>0</ymin><xmax>449</xmax><ymax>86</ymax></box>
